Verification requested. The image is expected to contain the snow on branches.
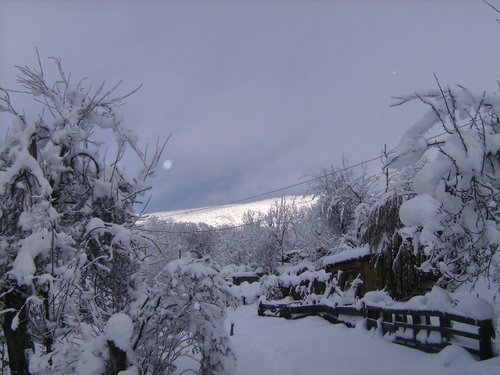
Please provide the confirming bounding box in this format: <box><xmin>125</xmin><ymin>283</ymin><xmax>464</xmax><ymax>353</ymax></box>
<box><xmin>0</xmin><ymin>56</ymin><xmax>238</xmax><ymax>375</ymax></box>
<box><xmin>389</xmin><ymin>81</ymin><xmax>500</xmax><ymax>288</ymax></box>
<box><xmin>131</xmin><ymin>258</ymin><xmax>237</xmax><ymax>375</ymax></box>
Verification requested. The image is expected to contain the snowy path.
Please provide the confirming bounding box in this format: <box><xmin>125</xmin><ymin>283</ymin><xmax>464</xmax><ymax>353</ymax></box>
<box><xmin>225</xmin><ymin>305</ymin><xmax>499</xmax><ymax>375</ymax></box>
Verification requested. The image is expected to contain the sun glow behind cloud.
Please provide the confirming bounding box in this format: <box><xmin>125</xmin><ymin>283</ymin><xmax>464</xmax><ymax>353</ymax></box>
<box><xmin>163</xmin><ymin>160</ymin><xmax>173</xmax><ymax>171</ymax></box>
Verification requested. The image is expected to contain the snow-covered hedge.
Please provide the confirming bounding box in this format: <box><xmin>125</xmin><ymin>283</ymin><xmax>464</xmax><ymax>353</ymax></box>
<box><xmin>260</xmin><ymin>269</ymin><xmax>331</xmax><ymax>301</ymax></box>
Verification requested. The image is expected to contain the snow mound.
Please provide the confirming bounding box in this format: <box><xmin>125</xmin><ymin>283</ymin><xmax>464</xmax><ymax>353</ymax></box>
<box><xmin>105</xmin><ymin>313</ymin><xmax>134</xmax><ymax>351</ymax></box>
<box><xmin>432</xmin><ymin>345</ymin><xmax>476</xmax><ymax>368</ymax></box>
<box><xmin>399</xmin><ymin>194</ymin><xmax>441</xmax><ymax>228</ymax></box>
<box><xmin>363</xmin><ymin>290</ymin><xmax>394</xmax><ymax>306</ymax></box>
<box><xmin>456</xmin><ymin>295</ymin><xmax>494</xmax><ymax>321</ymax></box>
<box><xmin>232</xmin><ymin>281</ymin><xmax>261</xmax><ymax>304</ymax></box>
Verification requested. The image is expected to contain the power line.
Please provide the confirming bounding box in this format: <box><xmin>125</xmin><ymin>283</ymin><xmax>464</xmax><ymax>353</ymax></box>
<box><xmin>154</xmin><ymin>154</ymin><xmax>383</xmax><ymax>220</ymax></box>
<box><xmin>149</xmin><ymin>117</ymin><xmax>488</xmax><ymax>222</ymax></box>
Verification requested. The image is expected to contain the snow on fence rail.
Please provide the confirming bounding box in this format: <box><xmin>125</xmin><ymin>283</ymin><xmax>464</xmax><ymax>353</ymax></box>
<box><xmin>257</xmin><ymin>301</ymin><xmax>495</xmax><ymax>360</ymax></box>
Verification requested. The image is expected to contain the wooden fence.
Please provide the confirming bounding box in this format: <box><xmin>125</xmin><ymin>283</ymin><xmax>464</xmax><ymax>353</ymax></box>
<box><xmin>258</xmin><ymin>301</ymin><xmax>495</xmax><ymax>360</ymax></box>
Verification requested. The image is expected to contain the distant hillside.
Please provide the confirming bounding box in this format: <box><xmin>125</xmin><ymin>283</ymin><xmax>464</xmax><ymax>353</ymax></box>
<box><xmin>147</xmin><ymin>195</ymin><xmax>316</xmax><ymax>226</ymax></box>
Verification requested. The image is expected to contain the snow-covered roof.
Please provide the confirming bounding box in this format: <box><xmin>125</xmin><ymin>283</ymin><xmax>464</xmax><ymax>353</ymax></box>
<box><xmin>322</xmin><ymin>246</ymin><xmax>371</xmax><ymax>267</ymax></box>
<box><xmin>233</xmin><ymin>271</ymin><xmax>259</xmax><ymax>278</ymax></box>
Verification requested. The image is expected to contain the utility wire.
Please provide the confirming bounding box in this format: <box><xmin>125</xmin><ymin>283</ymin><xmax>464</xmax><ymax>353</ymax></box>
<box><xmin>142</xmin><ymin>154</ymin><xmax>383</xmax><ymax>235</ymax></box>
<box><xmin>147</xmin><ymin>117</ymin><xmax>488</xmax><ymax>226</ymax></box>
<box><xmin>154</xmin><ymin>154</ymin><xmax>383</xmax><ymax>220</ymax></box>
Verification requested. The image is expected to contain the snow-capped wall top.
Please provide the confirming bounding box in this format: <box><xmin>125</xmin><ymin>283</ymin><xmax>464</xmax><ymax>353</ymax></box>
<box><xmin>321</xmin><ymin>246</ymin><xmax>371</xmax><ymax>267</ymax></box>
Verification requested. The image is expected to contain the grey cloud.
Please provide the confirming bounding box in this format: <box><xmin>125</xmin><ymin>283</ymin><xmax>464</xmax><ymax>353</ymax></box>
<box><xmin>1</xmin><ymin>1</ymin><xmax>499</xmax><ymax>212</ymax></box>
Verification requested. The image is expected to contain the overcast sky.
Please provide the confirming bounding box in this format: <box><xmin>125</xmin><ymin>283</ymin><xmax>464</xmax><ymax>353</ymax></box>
<box><xmin>1</xmin><ymin>0</ymin><xmax>499</xmax><ymax>212</ymax></box>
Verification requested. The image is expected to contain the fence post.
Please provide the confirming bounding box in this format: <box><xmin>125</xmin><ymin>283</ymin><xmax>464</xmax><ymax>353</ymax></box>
<box><xmin>383</xmin><ymin>311</ymin><xmax>393</xmax><ymax>335</ymax></box>
<box><xmin>439</xmin><ymin>314</ymin><xmax>451</xmax><ymax>344</ymax></box>
<box><xmin>282</xmin><ymin>306</ymin><xmax>292</xmax><ymax>320</ymax></box>
<box><xmin>478</xmin><ymin>320</ymin><xmax>494</xmax><ymax>360</ymax></box>
<box><xmin>412</xmin><ymin>314</ymin><xmax>421</xmax><ymax>342</ymax></box>
<box><xmin>359</xmin><ymin>301</ymin><xmax>366</xmax><ymax>318</ymax></box>
<box><xmin>423</xmin><ymin>315</ymin><xmax>432</xmax><ymax>341</ymax></box>
<box><xmin>375</xmin><ymin>309</ymin><xmax>384</xmax><ymax>337</ymax></box>
<box><xmin>257</xmin><ymin>302</ymin><xmax>264</xmax><ymax>316</ymax></box>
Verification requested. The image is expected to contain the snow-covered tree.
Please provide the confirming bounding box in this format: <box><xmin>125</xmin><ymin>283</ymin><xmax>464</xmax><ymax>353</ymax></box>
<box><xmin>239</xmin><ymin>209</ymin><xmax>275</xmax><ymax>272</ymax></box>
<box><xmin>307</xmin><ymin>163</ymin><xmax>380</xmax><ymax>273</ymax></box>
<box><xmin>313</xmin><ymin>162</ymin><xmax>378</xmax><ymax>240</ymax></box>
<box><xmin>358</xmin><ymin>160</ymin><xmax>429</xmax><ymax>299</ymax></box>
<box><xmin>263</xmin><ymin>197</ymin><xmax>300</xmax><ymax>267</ymax></box>
<box><xmin>287</xmin><ymin>205</ymin><xmax>335</xmax><ymax>262</ymax></box>
<box><xmin>389</xmin><ymin>81</ymin><xmax>500</xmax><ymax>288</ymax></box>
<box><xmin>0</xmin><ymin>56</ymin><xmax>164</xmax><ymax>374</ymax></box>
<box><xmin>0</xmin><ymin>57</ymin><xmax>236</xmax><ymax>375</ymax></box>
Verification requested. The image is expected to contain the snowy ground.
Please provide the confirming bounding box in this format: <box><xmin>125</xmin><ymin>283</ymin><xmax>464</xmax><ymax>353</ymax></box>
<box><xmin>221</xmin><ymin>304</ymin><xmax>499</xmax><ymax>375</ymax></box>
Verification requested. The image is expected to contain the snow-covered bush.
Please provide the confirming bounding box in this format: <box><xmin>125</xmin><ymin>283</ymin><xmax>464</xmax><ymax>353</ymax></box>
<box><xmin>132</xmin><ymin>258</ymin><xmax>237</xmax><ymax>375</ymax></box>
<box><xmin>389</xmin><ymin>82</ymin><xmax>500</xmax><ymax>288</ymax></box>
<box><xmin>260</xmin><ymin>269</ymin><xmax>331</xmax><ymax>301</ymax></box>
<box><xmin>260</xmin><ymin>275</ymin><xmax>284</xmax><ymax>300</ymax></box>
<box><xmin>231</xmin><ymin>281</ymin><xmax>261</xmax><ymax>305</ymax></box>
<box><xmin>320</xmin><ymin>270</ymin><xmax>363</xmax><ymax>306</ymax></box>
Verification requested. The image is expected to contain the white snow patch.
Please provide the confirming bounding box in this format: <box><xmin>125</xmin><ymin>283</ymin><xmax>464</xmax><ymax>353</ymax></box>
<box><xmin>10</xmin><ymin>230</ymin><xmax>52</xmax><ymax>283</ymax></box>
<box><xmin>456</xmin><ymin>295</ymin><xmax>494</xmax><ymax>321</ymax></box>
<box><xmin>399</xmin><ymin>194</ymin><xmax>441</xmax><ymax>228</ymax></box>
<box><xmin>73</xmin><ymin>336</ymin><xmax>107</xmax><ymax>375</ymax></box>
<box><xmin>105</xmin><ymin>313</ymin><xmax>134</xmax><ymax>351</ymax></box>
<box><xmin>388</xmin><ymin>109</ymin><xmax>438</xmax><ymax>170</ymax></box>
<box><xmin>432</xmin><ymin>345</ymin><xmax>476</xmax><ymax>368</ymax></box>
<box><xmin>363</xmin><ymin>290</ymin><xmax>394</xmax><ymax>306</ymax></box>
<box><xmin>118</xmin><ymin>366</ymin><xmax>139</xmax><ymax>375</ymax></box>
<box><xmin>232</xmin><ymin>282</ymin><xmax>261</xmax><ymax>304</ymax></box>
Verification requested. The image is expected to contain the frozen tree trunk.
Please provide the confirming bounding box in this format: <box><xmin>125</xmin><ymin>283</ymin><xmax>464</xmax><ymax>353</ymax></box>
<box><xmin>107</xmin><ymin>341</ymin><xmax>128</xmax><ymax>375</ymax></box>
<box><xmin>2</xmin><ymin>289</ymin><xmax>33</xmax><ymax>375</ymax></box>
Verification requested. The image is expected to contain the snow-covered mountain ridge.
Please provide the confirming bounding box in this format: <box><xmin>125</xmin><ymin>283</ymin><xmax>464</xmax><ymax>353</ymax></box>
<box><xmin>147</xmin><ymin>195</ymin><xmax>316</xmax><ymax>226</ymax></box>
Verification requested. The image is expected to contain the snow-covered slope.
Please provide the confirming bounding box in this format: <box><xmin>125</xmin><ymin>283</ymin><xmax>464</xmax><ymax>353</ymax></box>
<box><xmin>147</xmin><ymin>195</ymin><xmax>315</xmax><ymax>226</ymax></box>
